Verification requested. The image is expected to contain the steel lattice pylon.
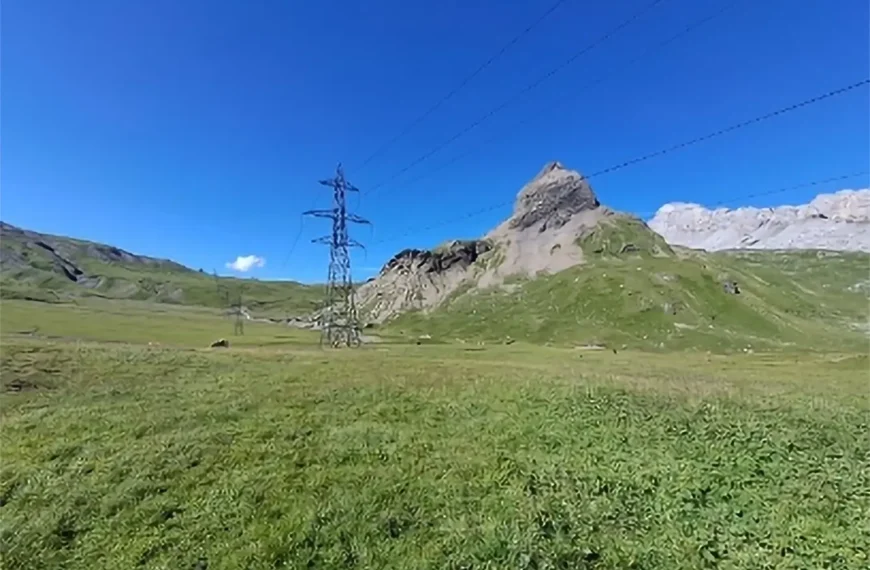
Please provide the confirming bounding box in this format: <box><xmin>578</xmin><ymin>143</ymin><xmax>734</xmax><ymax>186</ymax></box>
<box><xmin>304</xmin><ymin>163</ymin><xmax>370</xmax><ymax>348</ymax></box>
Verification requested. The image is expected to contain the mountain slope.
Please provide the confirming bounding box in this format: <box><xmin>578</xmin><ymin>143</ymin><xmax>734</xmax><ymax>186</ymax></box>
<box><xmin>383</xmin><ymin>248</ymin><xmax>869</xmax><ymax>352</ymax></box>
<box><xmin>359</xmin><ymin>162</ymin><xmax>869</xmax><ymax>351</ymax></box>
<box><xmin>0</xmin><ymin>222</ymin><xmax>320</xmax><ymax>315</ymax></box>
<box><xmin>357</xmin><ymin>162</ymin><xmax>662</xmax><ymax>322</ymax></box>
<box><xmin>648</xmin><ymin>189</ymin><xmax>870</xmax><ymax>252</ymax></box>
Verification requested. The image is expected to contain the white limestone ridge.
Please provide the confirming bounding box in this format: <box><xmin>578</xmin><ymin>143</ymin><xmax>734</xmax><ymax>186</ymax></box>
<box><xmin>647</xmin><ymin>189</ymin><xmax>870</xmax><ymax>252</ymax></box>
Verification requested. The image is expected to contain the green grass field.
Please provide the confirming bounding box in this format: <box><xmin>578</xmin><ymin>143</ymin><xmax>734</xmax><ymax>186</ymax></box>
<box><xmin>1</xmin><ymin>299</ymin><xmax>869</xmax><ymax>569</ymax></box>
<box><xmin>0</xmin><ymin>298</ymin><xmax>319</xmax><ymax>348</ymax></box>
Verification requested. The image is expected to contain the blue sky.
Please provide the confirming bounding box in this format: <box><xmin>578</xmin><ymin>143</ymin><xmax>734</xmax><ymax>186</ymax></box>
<box><xmin>3</xmin><ymin>0</ymin><xmax>868</xmax><ymax>283</ymax></box>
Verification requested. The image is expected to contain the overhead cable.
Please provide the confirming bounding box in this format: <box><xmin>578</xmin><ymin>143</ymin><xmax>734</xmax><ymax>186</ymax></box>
<box><xmin>353</xmin><ymin>0</ymin><xmax>574</xmax><ymax>172</ymax></box>
<box><xmin>364</xmin><ymin>0</ymin><xmax>669</xmax><ymax>195</ymax></box>
<box><xmin>370</xmin><ymin>79</ymin><xmax>869</xmax><ymax>245</ymax></box>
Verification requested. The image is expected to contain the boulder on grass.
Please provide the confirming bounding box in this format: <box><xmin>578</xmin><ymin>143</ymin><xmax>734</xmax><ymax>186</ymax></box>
<box><xmin>722</xmin><ymin>280</ymin><xmax>740</xmax><ymax>295</ymax></box>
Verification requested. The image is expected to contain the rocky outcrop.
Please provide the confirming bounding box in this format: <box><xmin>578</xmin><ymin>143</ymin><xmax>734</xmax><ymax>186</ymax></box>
<box><xmin>356</xmin><ymin>161</ymin><xmax>609</xmax><ymax>322</ymax></box>
<box><xmin>483</xmin><ymin>162</ymin><xmax>607</xmax><ymax>284</ymax></box>
<box><xmin>380</xmin><ymin>240</ymin><xmax>492</xmax><ymax>276</ymax></box>
<box><xmin>508</xmin><ymin>161</ymin><xmax>600</xmax><ymax>231</ymax></box>
<box><xmin>356</xmin><ymin>240</ymin><xmax>495</xmax><ymax>323</ymax></box>
<box><xmin>648</xmin><ymin>189</ymin><xmax>870</xmax><ymax>252</ymax></box>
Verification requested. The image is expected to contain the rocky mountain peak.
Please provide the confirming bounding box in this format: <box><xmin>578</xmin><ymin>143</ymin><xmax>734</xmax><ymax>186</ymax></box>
<box><xmin>508</xmin><ymin>161</ymin><xmax>600</xmax><ymax>231</ymax></box>
<box><xmin>534</xmin><ymin>160</ymin><xmax>568</xmax><ymax>178</ymax></box>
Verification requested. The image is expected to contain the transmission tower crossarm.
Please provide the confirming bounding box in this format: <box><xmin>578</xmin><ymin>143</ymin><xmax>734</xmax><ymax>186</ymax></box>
<box><xmin>302</xmin><ymin>208</ymin><xmax>338</xmax><ymax>218</ymax></box>
<box><xmin>346</xmin><ymin>213</ymin><xmax>371</xmax><ymax>225</ymax></box>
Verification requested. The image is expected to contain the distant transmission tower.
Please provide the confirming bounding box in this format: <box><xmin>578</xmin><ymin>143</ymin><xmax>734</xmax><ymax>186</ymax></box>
<box><xmin>233</xmin><ymin>282</ymin><xmax>246</xmax><ymax>336</ymax></box>
<box><xmin>304</xmin><ymin>163</ymin><xmax>370</xmax><ymax>348</ymax></box>
<box><xmin>213</xmin><ymin>269</ymin><xmax>245</xmax><ymax>336</ymax></box>
<box><xmin>213</xmin><ymin>270</ymin><xmax>230</xmax><ymax>309</ymax></box>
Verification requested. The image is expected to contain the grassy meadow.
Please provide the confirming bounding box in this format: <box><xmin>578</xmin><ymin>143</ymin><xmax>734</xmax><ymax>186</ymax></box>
<box><xmin>0</xmin><ymin>298</ymin><xmax>318</xmax><ymax>348</ymax></box>
<box><xmin>1</xmin><ymin>298</ymin><xmax>868</xmax><ymax>569</ymax></box>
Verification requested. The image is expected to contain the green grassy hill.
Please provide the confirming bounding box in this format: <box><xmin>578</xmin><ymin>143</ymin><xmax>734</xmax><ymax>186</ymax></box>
<box><xmin>380</xmin><ymin>217</ymin><xmax>870</xmax><ymax>352</ymax></box>
<box><xmin>0</xmin><ymin>222</ymin><xmax>321</xmax><ymax>316</ymax></box>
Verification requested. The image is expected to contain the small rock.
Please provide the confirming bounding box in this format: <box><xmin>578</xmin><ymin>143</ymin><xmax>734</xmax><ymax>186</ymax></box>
<box><xmin>722</xmin><ymin>280</ymin><xmax>740</xmax><ymax>295</ymax></box>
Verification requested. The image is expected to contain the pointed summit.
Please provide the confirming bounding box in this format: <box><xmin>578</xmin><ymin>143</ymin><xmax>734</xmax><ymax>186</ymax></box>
<box><xmin>510</xmin><ymin>161</ymin><xmax>600</xmax><ymax>231</ymax></box>
<box><xmin>532</xmin><ymin>160</ymin><xmax>568</xmax><ymax>180</ymax></box>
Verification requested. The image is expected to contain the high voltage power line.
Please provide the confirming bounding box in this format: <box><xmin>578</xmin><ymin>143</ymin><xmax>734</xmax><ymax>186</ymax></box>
<box><xmin>288</xmin><ymin>0</ymin><xmax>731</xmax><ymax>269</ymax></box>
<box><xmin>368</xmin><ymin>79</ymin><xmax>869</xmax><ymax>245</ymax></box>
<box><xmin>279</xmin><ymin>212</ymin><xmax>309</xmax><ymax>270</ymax></box>
<box><xmin>373</xmin><ymin>171</ymin><xmax>870</xmax><ymax>247</ymax></box>
<box><xmin>363</xmin><ymin>0</ymin><xmax>668</xmax><ymax>195</ymax></box>
<box><xmin>352</xmin><ymin>0</ymin><xmax>574</xmax><ymax>173</ymax></box>
<box><xmin>631</xmin><ymin>171</ymin><xmax>870</xmax><ymax>218</ymax></box>
<box><xmin>373</xmin><ymin>0</ymin><xmax>739</xmax><ymax>196</ymax></box>
<box><xmin>709</xmin><ymin>172</ymin><xmax>869</xmax><ymax>208</ymax></box>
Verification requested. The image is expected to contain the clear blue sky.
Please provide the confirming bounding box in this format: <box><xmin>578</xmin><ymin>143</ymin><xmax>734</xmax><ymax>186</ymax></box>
<box><xmin>3</xmin><ymin>0</ymin><xmax>868</xmax><ymax>282</ymax></box>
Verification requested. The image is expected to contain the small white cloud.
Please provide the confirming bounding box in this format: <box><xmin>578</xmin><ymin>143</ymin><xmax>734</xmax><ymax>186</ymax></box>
<box><xmin>226</xmin><ymin>255</ymin><xmax>265</xmax><ymax>272</ymax></box>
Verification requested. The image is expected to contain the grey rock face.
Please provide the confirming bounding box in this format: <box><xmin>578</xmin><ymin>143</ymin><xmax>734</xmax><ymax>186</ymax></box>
<box><xmin>356</xmin><ymin>240</ymin><xmax>495</xmax><ymax>323</ymax></box>
<box><xmin>380</xmin><ymin>240</ymin><xmax>492</xmax><ymax>276</ymax></box>
<box><xmin>508</xmin><ymin>161</ymin><xmax>600</xmax><ymax>231</ymax></box>
<box><xmin>648</xmin><ymin>189</ymin><xmax>870</xmax><ymax>252</ymax></box>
